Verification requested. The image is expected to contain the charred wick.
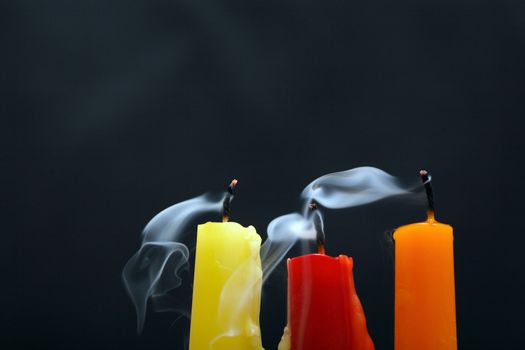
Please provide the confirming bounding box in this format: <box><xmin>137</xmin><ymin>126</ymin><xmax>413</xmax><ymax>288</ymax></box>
<box><xmin>309</xmin><ymin>201</ymin><xmax>326</xmax><ymax>255</ymax></box>
<box><xmin>222</xmin><ymin>179</ymin><xmax>238</xmax><ymax>222</ymax></box>
<box><xmin>419</xmin><ymin>170</ymin><xmax>435</xmax><ymax>219</ymax></box>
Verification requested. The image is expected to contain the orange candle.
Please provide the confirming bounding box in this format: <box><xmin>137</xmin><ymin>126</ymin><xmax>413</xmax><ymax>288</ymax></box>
<box><xmin>393</xmin><ymin>170</ymin><xmax>457</xmax><ymax>350</ymax></box>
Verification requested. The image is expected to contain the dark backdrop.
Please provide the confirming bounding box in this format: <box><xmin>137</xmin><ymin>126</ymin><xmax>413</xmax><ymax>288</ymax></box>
<box><xmin>7</xmin><ymin>0</ymin><xmax>525</xmax><ymax>349</ymax></box>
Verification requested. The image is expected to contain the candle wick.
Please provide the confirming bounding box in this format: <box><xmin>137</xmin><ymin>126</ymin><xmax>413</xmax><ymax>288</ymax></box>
<box><xmin>317</xmin><ymin>241</ymin><xmax>326</xmax><ymax>255</ymax></box>
<box><xmin>222</xmin><ymin>179</ymin><xmax>238</xmax><ymax>222</ymax></box>
<box><xmin>309</xmin><ymin>201</ymin><xmax>326</xmax><ymax>254</ymax></box>
<box><xmin>419</xmin><ymin>170</ymin><xmax>435</xmax><ymax>221</ymax></box>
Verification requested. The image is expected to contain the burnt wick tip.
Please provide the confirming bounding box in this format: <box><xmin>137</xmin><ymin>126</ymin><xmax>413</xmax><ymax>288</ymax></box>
<box><xmin>419</xmin><ymin>169</ymin><xmax>435</xmax><ymax>218</ymax></box>
<box><xmin>229</xmin><ymin>179</ymin><xmax>238</xmax><ymax>192</ymax></box>
<box><xmin>317</xmin><ymin>241</ymin><xmax>326</xmax><ymax>255</ymax></box>
<box><xmin>309</xmin><ymin>200</ymin><xmax>325</xmax><ymax>254</ymax></box>
<box><xmin>223</xmin><ymin>179</ymin><xmax>238</xmax><ymax>222</ymax></box>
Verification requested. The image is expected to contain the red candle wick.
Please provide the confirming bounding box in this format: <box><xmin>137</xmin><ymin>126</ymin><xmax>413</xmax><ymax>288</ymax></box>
<box><xmin>317</xmin><ymin>241</ymin><xmax>326</xmax><ymax>255</ymax></box>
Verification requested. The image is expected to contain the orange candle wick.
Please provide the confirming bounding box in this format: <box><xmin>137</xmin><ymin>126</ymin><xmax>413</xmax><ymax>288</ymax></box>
<box><xmin>420</xmin><ymin>169</ymin><xmax>436</xmax><ymax>222</ymax></box>
<box><xmin>427</xmin><ymin>209</ymin><xmax>436</xmax><ymax>222</ymax></box>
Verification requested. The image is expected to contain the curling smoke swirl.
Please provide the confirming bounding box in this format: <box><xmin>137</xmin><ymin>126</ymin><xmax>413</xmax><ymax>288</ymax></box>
<box><xmin>262</xmin><ymin>167</ymin><xmax>420</xmax><ymax>280</ymax></box>
<box><xmin>122</xmin><ymin>193</ymin><xmax>226</xmax><ymax>333</ymax></box>
<box><xmin>122</xmin><ymin>167</ymin><xmax>422</xmax><ymax>345</ymax></box>
<box><xmin>264</xmin><ymin>167</ymin><xmax>422</xmax><ymax>350</ymax></box>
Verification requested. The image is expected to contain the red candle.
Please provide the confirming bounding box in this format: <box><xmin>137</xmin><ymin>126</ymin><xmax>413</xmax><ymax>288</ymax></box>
<box><xmin>284</xmin><ymin>253</ymin><xmax>375</xmax><ymax>350</ymax></box>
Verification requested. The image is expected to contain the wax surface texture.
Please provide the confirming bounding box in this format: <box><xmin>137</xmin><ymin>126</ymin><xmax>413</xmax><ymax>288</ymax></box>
<box><xmin>282</xmin><ymin>254</ymin><xmax>375</xmax><ymax>350</ymax></box>
<box><xmin>394</xmin><ymin>219</ymin><xmax>457</xmax><ymax>350</ymax></box>
<box><xmin>189</xmin><ymin>222</ymin><xmax>264</xmax><ymax>350</ymax></box>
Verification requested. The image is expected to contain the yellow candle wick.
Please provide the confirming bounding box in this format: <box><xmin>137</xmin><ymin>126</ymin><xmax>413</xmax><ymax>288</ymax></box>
<box><xmin>222</xmin><ymin>178</ymin><xmax>238</xmax><ymax>223</ymax></box>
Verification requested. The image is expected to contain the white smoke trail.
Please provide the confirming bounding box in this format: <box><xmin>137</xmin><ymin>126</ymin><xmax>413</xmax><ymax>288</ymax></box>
<box><xmin>122</xmin><ymin>167</ymin><xmax>422</xmax><ymax>346</ymax></box>
<box><xmin>301</xmin><ymin>166</ymin><xmax>410</xmax><ymax>213</ymax></box>
<box><xmin>122</xmin><ymin>193</ymin><xmax>225</xmax><ymax>333</ymax></box>
<box><xmin>264</xmin><ymin>167</ymin><xmax>423</xmax><ymax>350</ymax></box>
<box><xmin>262</xmin><ymin>166</ymin><xmax>421</xmax><ymax>280</ymax></box>
<box><xmin>261</xmin><ymin>212</ymin><xmax>318</xmax><ymax>281</ymax></box>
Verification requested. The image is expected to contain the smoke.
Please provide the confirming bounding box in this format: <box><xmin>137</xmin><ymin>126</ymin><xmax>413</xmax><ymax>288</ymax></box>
<box><xmin>261</xmin><ymin>167</ymin><xmax>423</xmax><ymax>350</ymax></box>
<box><xmin>301</xmin><ymin>166</ymin><xmax>411</xmax><ymax>212</ymax></box>
<box><xmin>122</xmin><ymin>193</ymin><xmax>225</xmax><ymax>333</ymax></box>
<box><xmin>262</xmin><ymin>166</ymin><xmax>421</xmax><ymax>280</ymax></box>
<box><xmin>122</xmin><ymin>189</ymin><xmax>264</xmax><ymax>349</ymax></box>
<box><xmin>122</xmin><ymin>167</ymin><xmax>422</xmax><ymax>345</ymax></box>
<box><xmin>261</xmin><ymin>212</ymin><xmax>319</xmax><ymax>281</ymax></box>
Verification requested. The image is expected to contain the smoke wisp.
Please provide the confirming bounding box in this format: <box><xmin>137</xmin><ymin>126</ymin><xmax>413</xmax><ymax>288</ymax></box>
<box><xmin>122</xmin><ymin>193</ymin><xmax>225</xmax><ymax>332</ymax></box>
<box><xmin>262</xmin><ymin>166</ymin><xmax>421</xmax><ymax>280</ymax></box>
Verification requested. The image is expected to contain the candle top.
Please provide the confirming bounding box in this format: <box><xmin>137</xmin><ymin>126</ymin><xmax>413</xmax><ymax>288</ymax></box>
<box><xmin>395</xmin><ymin>169</ymin><xmax>454</xmax><ymax>238</ymax></box>
<box><xmin>396</xmin><ymin>219</ymin><xmax>452</xmax><ymax>229</ymax></box>
<box><xmin>393</xmin><ymin>220</ymin><xmax>453</xmax><ymax>242</ymax></box>
<box><xmin>288</xmin><ymin>253</ymin><xmax>353</xmax><ymax>265</ymax></box>
<box><xmin>198</xmin><ymin>220</ymin><xmax>258</xmax><ymax>232</ymax></box>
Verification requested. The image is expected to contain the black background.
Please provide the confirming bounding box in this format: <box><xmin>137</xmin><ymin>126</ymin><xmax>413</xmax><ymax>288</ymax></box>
<box><xmin>7</xmin><ymin>0</ymin><xmax>525</xmax><ymax>349</ymax></box>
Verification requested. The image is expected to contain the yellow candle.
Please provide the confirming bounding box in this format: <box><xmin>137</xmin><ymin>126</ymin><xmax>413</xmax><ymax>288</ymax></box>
<box><xmin>189</xmin><ymin>222</ymin><xmax>264</xmax><ymax>350</ymax></box>
<box><xmin>393</xmin><ymin>171</ymin><xmax>457</xmax><ymax>350</ymax></box>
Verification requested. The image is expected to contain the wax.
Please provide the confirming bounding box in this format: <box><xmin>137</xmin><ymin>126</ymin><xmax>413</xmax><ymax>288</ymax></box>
<box><xmin>394</xmin><ymin>218</ymin><xmax>457</xmax><ymax>350</ymax></box>
<box><xmin>281</xmin><ymin>254</ymin><xmax>375</xmax><ymax>350</ymax></box>
<box><xmin>189</xmin><ymin>222</ymin><xmax>264</xmax><ymax>350</ymax></box>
